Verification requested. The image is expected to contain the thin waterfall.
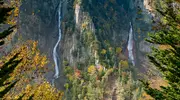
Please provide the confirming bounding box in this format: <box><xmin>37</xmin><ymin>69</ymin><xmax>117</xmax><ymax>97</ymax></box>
<box><xmin>52</xmin><ymin>2</ymin><xmax>62</xmax><ymax>85</ymax></box>
<box><xmin>127</xmin><ymin>22</ymin><xmax>135</xmax><ymax>66</ymax></box>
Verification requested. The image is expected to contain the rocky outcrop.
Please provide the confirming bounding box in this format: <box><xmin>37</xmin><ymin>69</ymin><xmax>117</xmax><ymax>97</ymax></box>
<box><xmin>18</xmin><ymin>0</ymin><xmax>154</xmax><ymax>89</ymax></box>
<box><xmin>139</xmin><ymin>40</ymin><xmax>153</xmax><ymax>53</ymax></box>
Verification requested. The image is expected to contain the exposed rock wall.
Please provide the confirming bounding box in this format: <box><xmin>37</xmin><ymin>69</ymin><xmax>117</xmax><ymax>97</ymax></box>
<box><xmin>18</xmin><ymin>0</ymin><xmax>154</xmax><ymax>89</ymax></box>
<box><xmin>61</xmin><ymin>0</ymin><xmax>154</xmax><ymax>72</ymax></box>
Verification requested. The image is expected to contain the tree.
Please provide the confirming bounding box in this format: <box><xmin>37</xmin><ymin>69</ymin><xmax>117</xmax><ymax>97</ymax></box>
<box><xmin>0</xmin><ymin>0</ymin><xmax>15</xmax><ymax>46</ymax></box>
<box><xmin>0</xmin><ymin>53</ymin><xmax>22</xmax><ymax>98</ymax></box>
<box><xmin>143</xmin><ymin>0</ymin><xmax>180</xmax><ymax>99</ymax></box>
<box><xmin>1</xmin><ymin>40</ymin><xmax>64</xmax><ymax>99</ymax></box>
<box><xmin>0</xmin><ymin>1</ymin><xmax>63</xmax><ymax>99</ymax></box>
<box><xmin>0</xmin><ymin>0</ymin><xmax>19</xmax><ymax>98</ymax></box>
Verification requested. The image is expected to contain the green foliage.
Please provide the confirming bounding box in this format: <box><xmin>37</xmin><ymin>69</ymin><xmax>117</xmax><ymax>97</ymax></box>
<box><xmin>64</xmin><ymin>62</ymin><xmax>143</xmax><ymax>100</ymax></box>
<box><xmin>143</xmin><ymin>0</ymin><xmax>180</xmax><ymax>99</ymax></box>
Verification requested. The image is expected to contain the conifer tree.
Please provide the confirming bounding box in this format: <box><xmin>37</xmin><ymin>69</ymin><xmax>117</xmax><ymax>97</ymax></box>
<box><xmin>0</xmin><ymin>0</ymin><xmax>18</xmax><ymax>98</ymax></box>
<box><xmin>0</xmin><ymin>1</ymin><xmax>64</xmax><ymax>99</ymax></box>
<box><xmin>0</xmin><ymin>0</ymin><xmax>15</xmax><ymax>46</ymax></box>
<box><xmin>143</xmin><ymin>0</ymin><xmax>180</xmax><ymax>99</ymax></box>
<box><xmin>0</xmin><ymin>53</ymin><xmax>22</xmax><ymax>98</ymax></box>
<box><xmin>0</xmin><ymin>0</ymin><xmax>20</xmax><ymax>98</ymax></box>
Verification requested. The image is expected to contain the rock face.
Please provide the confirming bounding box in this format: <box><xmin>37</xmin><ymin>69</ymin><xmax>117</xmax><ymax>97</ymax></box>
<box><xmin>19</xmin><ymin>0</ymin><xmax>67</xmax><ymax>89</ymax></box>
<box><xmin>19</xmin><ymin>0</ymin><xmax>59</xmax><ymax>56</ymax></box>
<box><xmin>18</xmin><ymin>0</ymin><xmax>153</xmax><ymax>89</ymax></box>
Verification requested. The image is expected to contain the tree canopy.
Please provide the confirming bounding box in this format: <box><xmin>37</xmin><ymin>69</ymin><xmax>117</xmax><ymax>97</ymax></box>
<box><xmin>143</xmin><ymin>0</ymin><xmax>180</xmax><ymax>99</ymax></box>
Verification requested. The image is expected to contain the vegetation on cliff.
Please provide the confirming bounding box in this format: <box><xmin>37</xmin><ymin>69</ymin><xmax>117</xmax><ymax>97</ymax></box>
<box><xmin>0</xmin><ymin>0</ymin><xmax>63</xmax><ymax>99</ymax></box>
<box><xmin>0</xmin><ymin>40</ymin><xmax>63</xmax><ymax>99</ymax></box>
<box><xmin>63</xmin><ymin>61</ymin><xmax>142</xmax><ymax>100</ymax></box>
<box><xmin>143</xmin><ymin>0</ymin><xmax>180</xmax><ymax>99</ymax></box>
<box><xmin>0</xmin><ymin>0</ymin><xmax>19</xmax><ymax>98</ymax></box>
<box><xmin>1</xmin><ymin>0</ymin><xmax>180</xmax><ymax>100</ymax></box>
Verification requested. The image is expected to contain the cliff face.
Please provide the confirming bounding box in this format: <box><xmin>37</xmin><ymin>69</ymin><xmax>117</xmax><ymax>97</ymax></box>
<box><xmin>19</xmin><ymin>0</ymin><xmax>59</xmax><ymax>57</ymax></box>
<box><xmin>61</xmin><ymin>0</ymin><xmax>154</xmax><ymax>69</ymax></box>
<box><xmin>18</xmin><ymin>0</ymin><xmax>153</xmax><ymax>89</ymax></box>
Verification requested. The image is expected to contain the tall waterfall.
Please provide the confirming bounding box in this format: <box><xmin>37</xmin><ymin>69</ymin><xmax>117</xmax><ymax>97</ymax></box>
<box><xmin>52</xmin><ymin>2</ymin><xmax>62</xmax><ymax>85</ymax></box>
<box><xmin>127</xmin><ymin>22</ymin><xmax>135</xmax><ymax>66</ymax></box>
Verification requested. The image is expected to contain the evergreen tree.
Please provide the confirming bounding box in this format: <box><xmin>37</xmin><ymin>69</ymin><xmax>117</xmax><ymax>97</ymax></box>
<box><xmin>0</xmin><ymin>0</ymin><xmax>20</xmax><ymax>98</ymax></box>
<box><xmin>143</xmin><ymin>0</ymin><xmax>180</xmax><ymax>99</ymax></box>
<box><xmin>0</xmin><ymin>0</ymin><xmax>15</xmax><ymax>46</ymax></box>
<box><xmin>0</xmin><ymin>53</ymin><xmax>22</xmax><ymax>98</ymax></box>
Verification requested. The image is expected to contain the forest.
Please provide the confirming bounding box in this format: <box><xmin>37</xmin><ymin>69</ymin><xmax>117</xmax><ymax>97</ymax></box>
<box><xmin>0</xmin><ymin>0</ymin><xmax>179</xmax><ymax>100</ymax></box>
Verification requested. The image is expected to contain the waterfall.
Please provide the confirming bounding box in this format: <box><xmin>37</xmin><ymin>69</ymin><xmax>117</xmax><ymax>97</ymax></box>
<box><xmin>52</xmin><ymin>2</ymin><xmax>62</xmax><ymax>85</ymax></box>
<box><xmin>127</xmin><ymin>22</ymin><xmax>135</xmax><ymax>66</ymax></box>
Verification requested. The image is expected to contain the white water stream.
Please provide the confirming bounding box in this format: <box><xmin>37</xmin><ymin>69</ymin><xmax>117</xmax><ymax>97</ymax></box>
<box><xmin>127</xmin><ymin>22</ymin><xmax>135</xmax><ymax>66</ymax></box>
<box><xmin>52</xmin><ymin>2</ymin><xmax>62</xmax><ymax>85</ymax></box>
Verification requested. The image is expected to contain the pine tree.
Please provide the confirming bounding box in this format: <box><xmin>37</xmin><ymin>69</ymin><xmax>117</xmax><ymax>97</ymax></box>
<box><xmin>0</xmin><ymin>0</ymin><xmax>19</xmax><ymax>98</ymax></box>
<box><xmin>143</xmin><ymin>0</ymin><xmax>180</xmax><ymax>99</ymax></box>
<box><xmin>0</xmin><ymin>0</ymin><xmax>15</xmax><ymax>46</ymax></box>
<box><xmin>0</xmin><ymin>53</ymin><xmax>22</xmax><ymax>98</ymax></box>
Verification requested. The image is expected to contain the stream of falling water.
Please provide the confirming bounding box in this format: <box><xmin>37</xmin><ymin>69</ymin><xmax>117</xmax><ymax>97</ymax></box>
<box><xmin>127</xmin><ymin>22</ymin><xmax>135</xmax><ymax>66</ymax></box>
<box><xmin>52</xmin><ymin>2</ymin><xmax>62</xmax><ymax>86</ymax></box>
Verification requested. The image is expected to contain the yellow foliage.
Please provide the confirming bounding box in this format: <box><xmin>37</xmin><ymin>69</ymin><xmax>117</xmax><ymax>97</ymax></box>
<box><xmin>1</xmin><ymin>0</ymin><xmax>20</xmax><ymax>46</ymax></box>
<box><xmin>21</xmin><ymin>82</ymin><xmax>64</xmax><ymax>100</ymax></box>
<box><xmin>32</xmin><ymin>82</ymin><xmax>63</xmax><ymax>100</ymax></box>
<box><xmin>81</xmin><ymin>22</ymin><xmax>88</xmax><ymax>29</ymax></box>
<box><xmin>66</xmin><ymin>74</ymin><xmax>73</xmax><ymax>81</ymax></box>
<box><xmin>101</xmin><ymin>49</ymin><xmax>107</xmax><ymax>55</ymax></box>
<box><xmin>116</xmin><ymin>47</ymin><xmax>122</xmax><ymax>54</ymax></box>
<box><xmin>6</xmin><ymin>0</ymin><xmax>21</xmax><ymax>25</ymax></box>
<box><xmin>88</xmin><ymin>65</ymin><xmax>96</xmax><ymax>74</ymax></box>
<box><xmin>140</xmin><ymin>91</ymin><xmax>153</xmax><ymax>100</ymax></box>
<box><xmin>14</xmin><ymin>8</ymin><xmax>19</xmax><ymax>17</ymax></box>
<box><xmin>120</xmin><ymin>60</ymin><xmax>129</xmax><ymax>68</ymax></box>
<box><xmin>1</xmin><ymin>40</ymin><xmax>49</xmax><ymax>98</ymax></box>
<box><xmin>158</xmin><ymin>45</ymin><xmax>172</xmax><ymax>50</ymax></box>
<box><xmin>40</xmin><ymin>55</ymin><xmax>48</xmax><ymax>67</ymax></box>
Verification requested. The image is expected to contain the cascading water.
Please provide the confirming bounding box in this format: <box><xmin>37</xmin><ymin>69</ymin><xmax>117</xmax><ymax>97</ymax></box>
<box><xmin>127</xmin><ymin>22</ymin><xmax>135</xmax><ymax>66</ymax></box>
<box><xmin>52</xmin><ymin>2</ymin><xmax>62</xmax><ymax>85</ymax></box>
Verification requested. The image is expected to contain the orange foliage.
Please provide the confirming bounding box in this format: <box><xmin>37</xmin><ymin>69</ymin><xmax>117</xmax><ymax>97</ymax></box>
<box><xmin>140</xmin><ymin>76</ymin><xmax>168</xmax><ymax>100</ymax></box>
<box><xmin>75</xmin><ymin>69</ymin><xmax>81</xmax><ymax>78</ymax></box>
<box><xmin>149</xmin><ymin>76</ymin><xmax>168</xmax><ymax>90</ymax></box>
<box><xmin>140</xmin><ymin>91</ymin><xmax>154</xmax><ymax>100</ymax></box>
<box><xmin>158</xmin><ymin>45</ymin><xmax>173</xmax><ymax>50</ymax></box>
